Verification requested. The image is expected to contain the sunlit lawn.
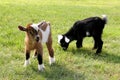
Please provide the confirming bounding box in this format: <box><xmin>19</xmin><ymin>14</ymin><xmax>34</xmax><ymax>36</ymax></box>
<box><xmin>0</xmin><ymin>0</ymin><xmax>120</xmax><ymax>80</ymax></box>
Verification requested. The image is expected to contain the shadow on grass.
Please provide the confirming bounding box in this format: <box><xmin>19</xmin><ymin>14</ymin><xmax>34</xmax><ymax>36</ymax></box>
<box><xmin>33</xmin><ymin>63</ymin><xmax>85</xmax><ymax>80</ymax></box>
<box><xmin>15</xmin><ymin>63</ymin><xmax>85</xmax><ymax>80</ymax></box>
<box><xmin>15</xmin><ymin>48</ymin><xmax>120</xmax><ymax>80</ymax></box>
<box><xmin>69</xmin><ymin>48</ymin><xmax>120</xmax><ymax>64</ymax></box>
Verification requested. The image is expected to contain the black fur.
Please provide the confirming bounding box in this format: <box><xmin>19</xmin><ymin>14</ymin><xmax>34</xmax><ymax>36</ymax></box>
<box><xmin>37</xmin><ymin>53</ymin><xmax>43</xmax><ymax>64</ymax></box>
<box><xmin>59</xmin><ymin>15</ymin><xmax>107</xmax><ymax>54</ymax></box>
<box><xmin>26</xmin><ymin>52</ymin><xmax>30</xmax><ymax>60</ymax></box>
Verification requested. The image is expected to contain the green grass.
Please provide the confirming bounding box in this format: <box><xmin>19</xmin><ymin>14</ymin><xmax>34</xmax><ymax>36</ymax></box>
<box><xmin>0</xmin><ymin>0</ymin><xmax>120</xmax><ymax>80</ymax></box>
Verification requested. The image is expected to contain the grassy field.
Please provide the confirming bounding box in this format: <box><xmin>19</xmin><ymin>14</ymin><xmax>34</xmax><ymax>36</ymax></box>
<box><xmin>0</xmin><ymin>0</ymin><xmax>120</xmax><ymax>80</ymax></box>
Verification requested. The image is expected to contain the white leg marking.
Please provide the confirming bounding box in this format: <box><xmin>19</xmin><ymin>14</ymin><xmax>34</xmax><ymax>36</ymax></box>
<box><xmin>38</xmin><ymin>64</ymin><xmax>45</xmax><ymax>71</ymax></box>
<box><xmin>24</xmin><ymin>59</ymin><xmax>30</xmax><ymax>67</ymax></box>
<box><xmin>49</xmin><ymin>56</ymin><xmax>55</xmax><ymax>65</ymax></box>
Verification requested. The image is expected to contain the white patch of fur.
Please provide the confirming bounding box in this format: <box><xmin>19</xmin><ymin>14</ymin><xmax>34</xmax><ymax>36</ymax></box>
<box><xmin>86</xmin><ymin>31</ymin><xmax>90</xmax><ymax>36</ymax></box>
<box><xmin>65</xmin><ymin>36</ymin><xmax>70</xmax><ymax>43</ymax></box>
<box><xmin>102</xmin><ymin>15</ymin><xmax>106</xmax><ymax>18</ymax></box>
<box><xmin>38</xmin><ymin>64</ymin><xmax>45</xmax><ymax>71</ymax></box>
<box><xmin>31</xmin><ymin>24</ymin><xmax>39</xmax><ymax>31</ymax></box>
<box><xmin>49</xmin><ymin>56</ymin><xmax>55</xmax><ymax>65</ymax></box>
<box><xmin>39</xmin><ymin>25</ymin><xmax>50</xmax><ymax>43</ymax></box>
<box><xmin>58</xmin><ymin>35</ymin><xmax>63</xmax><ymax>44</ymax></box>
<box><xmin>24</xmin><ymin>59</ymin><xmax>30</xmax><ymax>67</ymax></box>
<box><xmin>102</xmin><ymin>14</ymin><xmax>107</xmax><ymax>24</ymax></box>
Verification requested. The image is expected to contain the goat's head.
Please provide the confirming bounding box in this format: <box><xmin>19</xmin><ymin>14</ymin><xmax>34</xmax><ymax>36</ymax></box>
<box><xmin>18</xmin><ymin>23</ymin><xmax>40</xmax><ymax>42</ymax></box>
<box><xmin>58</xmin><ymin>35</ymin><xmax>70</xmax><ymax>50</ymax></box>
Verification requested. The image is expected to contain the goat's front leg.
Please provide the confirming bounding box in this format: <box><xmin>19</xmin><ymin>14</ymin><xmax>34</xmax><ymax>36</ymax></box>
<box><xmin>37</xmin><ymin>43</ymin><xmax>45</xmax><ymax>71</ymax></box>
<box><xmin>76</xmin><ymin>38</ymin><xmax>83</xmax><ymax>48</ymax></box>
<box><xmin>46</xmin><ymin>35</ymin><xmax>55</xmax><ymax>65</ymax></box>
<box><xmin>24</xmin><ymin>50</ymin><xmax>30</xmax><ymax>67</ymax></box>
<box><xmin>37</xmin><ymin>53</ymin><xmax>45</xmax><ymax>71</ymax></box>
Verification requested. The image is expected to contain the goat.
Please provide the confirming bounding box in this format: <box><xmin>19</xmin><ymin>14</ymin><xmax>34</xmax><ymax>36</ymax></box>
<box><xmin>58</xmin><ymin>15</ymin><xmax>107</xmax><ymax>54</ymax></box>
<box><xmin>18</xmin><ymin>21</ymin><xmax>55</xmax><ymax>71</ymax></box>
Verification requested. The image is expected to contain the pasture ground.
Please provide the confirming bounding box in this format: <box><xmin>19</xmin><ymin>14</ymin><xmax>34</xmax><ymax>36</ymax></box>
<box><xmin>0</xmin><ymin>0</ymin><xmax>120</xmax><ymax>80</ymax></box>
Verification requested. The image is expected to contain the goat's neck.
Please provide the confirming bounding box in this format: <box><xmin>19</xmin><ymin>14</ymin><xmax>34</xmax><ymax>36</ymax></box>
<box><xmin>64</xmin><ymin>32</ymin><xmax>75</xmax><ymax>42</ymax></box>
<box><xmin>64</xmin><ymin>27</ymin><xmax>76</xmax><ymax>41</ymax></box>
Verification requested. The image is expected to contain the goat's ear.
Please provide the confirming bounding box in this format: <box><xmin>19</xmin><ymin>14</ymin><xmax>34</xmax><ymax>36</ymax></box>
<box><xmin>18</xmin><ymin>25</ymin><xmax>26</xmax><ymax>31</ymax></box>
<box><xmin>58</xmin><ymin>35</ymin><xmax>63</xmax><ymax>44</ymax></box>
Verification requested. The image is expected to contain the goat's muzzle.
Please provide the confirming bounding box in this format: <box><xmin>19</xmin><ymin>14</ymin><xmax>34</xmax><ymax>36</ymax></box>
<box><xmin>35</xmin><ymin>35</ymin><xmax>40</xmax><ymax>42</ymax></box>
<box><xmin>63</xmin><ymin>47</ymin><xmax>67</xmax><ymax>50</ymax></box>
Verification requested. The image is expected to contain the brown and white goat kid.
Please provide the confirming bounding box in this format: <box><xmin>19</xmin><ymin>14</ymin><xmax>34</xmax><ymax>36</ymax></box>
<box><xmin>18</xmin><ymin>21</ymin><xmax>55</xmax><ymax>71</ymax></box>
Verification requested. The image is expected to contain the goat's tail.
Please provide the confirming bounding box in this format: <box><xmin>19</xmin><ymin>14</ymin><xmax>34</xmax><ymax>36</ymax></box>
<box><xmin>102</xmin><ymin>15</ymin><xmax>107</xmax><ymax>24</ymax></box>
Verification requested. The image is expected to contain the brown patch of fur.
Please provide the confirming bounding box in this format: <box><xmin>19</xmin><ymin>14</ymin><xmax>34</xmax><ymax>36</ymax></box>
<box><xmin>38</xmin><ymin>30</ymin><xmax>42</xmax><ymax>42</ymax></box>
<box><xmin>39</xmin><ymin>22</ymin><xmax>48</xmax><ymax>31</ymax></box>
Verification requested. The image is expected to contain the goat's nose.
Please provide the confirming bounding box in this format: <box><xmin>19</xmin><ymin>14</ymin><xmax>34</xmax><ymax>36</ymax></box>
<box><xmin>63</xmin><ymin>47</ymin><xmax>67</xmax><ymax>50</ymax></box>
<box><xmin>36</xmin><ymin>36</ymin><xmax>39</xmax><ymax>42</ymax></box>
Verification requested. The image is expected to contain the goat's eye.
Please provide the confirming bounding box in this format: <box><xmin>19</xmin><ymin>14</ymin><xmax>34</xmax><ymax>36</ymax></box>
<box><xmin>34</xmin><ymin>30</ymin><xmax>38</xmax><ymax>35</ymax></box>
<box><xmin>29</xmin><ymin>31</ymin><xmax>34</xmax><ymax>35</ymax></box>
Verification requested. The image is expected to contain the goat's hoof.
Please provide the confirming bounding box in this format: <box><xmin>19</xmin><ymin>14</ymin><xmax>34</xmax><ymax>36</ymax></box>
<box><xmin>49</xmin><ymin>57</ymin><xmax>55</xmax><ymax>65</ymax></box>
<box><xmin>96</xmin><ymin>50</ymin><xmax>101</xmax><ymax>53</ymax></box>
<box><xmin>95</xmin><ymin>50</ymin><xmax>101</xmax><ymax>55</ymax></box>
<box><xmin>38</xmin><ymin>64</ymin><xmax>45</xmax><ymax>71</ymax></box>
<box><xmin>24</xmin><ymin>60</ymin><xmax>30</xmax><ymax>67</ymax></box>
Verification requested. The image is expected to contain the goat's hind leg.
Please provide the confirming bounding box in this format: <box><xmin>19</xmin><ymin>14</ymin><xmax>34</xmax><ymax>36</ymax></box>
<box><xmin>96</xmin><ymin>38</ymin><xmax>103</xmax><ymax>54</ymax></box>
<box><xmin>46</xmin><ymin>35</ymin><xmax>55</xmax><ymax>65</ymax></box>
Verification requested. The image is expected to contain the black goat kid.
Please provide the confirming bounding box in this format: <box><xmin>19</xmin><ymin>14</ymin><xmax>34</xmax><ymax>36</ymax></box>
<box><xmin>58</xmin><ymin>15</ymin><xmax>107</xmax><ymax>54</ymax></box>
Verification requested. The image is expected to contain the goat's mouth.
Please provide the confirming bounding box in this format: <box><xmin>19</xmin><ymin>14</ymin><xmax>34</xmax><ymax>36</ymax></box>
<box><xmin>62</xmin><ymin>47</ymin><xmax>67</xmax><ymax>50</ymax></box>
